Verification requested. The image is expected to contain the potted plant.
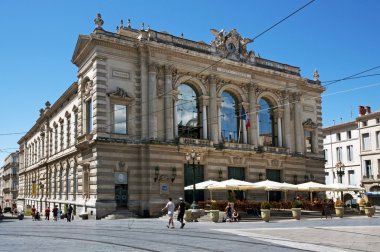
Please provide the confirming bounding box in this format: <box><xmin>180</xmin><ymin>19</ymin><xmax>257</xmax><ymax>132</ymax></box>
<box><xmin>291</xmin><ymin>200</ymin><xmax>302</xmax><ymax>220</ymax></box>
<box><xmin>334</xmin><ymin>199</ymin><xmax>344</xmax><ymax>218</ymax></box>
<box><xmin>209</xmin><ymin>200</ymin><xmax>219</xmax><ymax>222</ymax></box>
<box><xmin>358</xmin><ymin>198</ymin><xmax>366</xmax><ymax>214</ymax></box>
<box><xmin>364</xmin><ymin>201</ymin><xmax>374</xmax><ymax>217</ymax></box>
<box><xmin>260</xmin><ymin>201</ymin><xmax>271</xmax><ymax>222</ymax></box>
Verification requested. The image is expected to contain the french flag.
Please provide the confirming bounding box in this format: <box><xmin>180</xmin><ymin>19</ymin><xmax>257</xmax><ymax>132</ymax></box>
<box><xmin>242</xmin><ymin>106</ymin><xmax>251</xmax><ymax>130</ymax></box>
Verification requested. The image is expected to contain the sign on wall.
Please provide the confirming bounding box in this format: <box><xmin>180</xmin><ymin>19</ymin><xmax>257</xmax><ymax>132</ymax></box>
<box><xmin>160</xmin><ymin>183</ymin><xmax>169</xmax><ymax>194</ymax></box>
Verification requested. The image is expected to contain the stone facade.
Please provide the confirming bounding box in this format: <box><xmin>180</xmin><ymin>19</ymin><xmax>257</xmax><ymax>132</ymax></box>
<box><xmin>17</xmin><ymin>14</ymin><xmax>325</xmax><ymax>218</ymax></box>
<box><xmin>1</xmin><ymin>152</ymin><xmax>19</xmax><ymax>210</ymax></box>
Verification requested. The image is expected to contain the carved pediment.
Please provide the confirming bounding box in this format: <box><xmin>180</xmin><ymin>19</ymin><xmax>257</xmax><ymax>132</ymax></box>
<box><xmin>108</xmin><ymin>87</ymin><xmax>134</xmax><ymax>103</ymax></box>
<box><xmin>210</xmin><ymin>28</ymin><xmax>255</xmax><ymax>63</ymax></box>
<box><xmin>303</xmin><ymin>118</ymin><xmax>317</xmax><ymax>129</ymax></box>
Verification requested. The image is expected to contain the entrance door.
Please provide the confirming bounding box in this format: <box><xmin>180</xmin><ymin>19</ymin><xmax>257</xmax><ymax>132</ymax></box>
<box><xmin>115</xmin><ymin>184</ymin><xmax>128</xmax><ymax>207</ymax></box>
<box><xmin>267</xmin><ymin>169</ymin><xmax>281</xmax><ymax>202</ymax></box>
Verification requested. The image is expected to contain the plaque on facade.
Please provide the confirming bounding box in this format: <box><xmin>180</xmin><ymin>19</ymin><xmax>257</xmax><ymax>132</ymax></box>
<box><xmin>160</xmin><ymin>183</ymin><xmax>169</xmax><ymax>194</ymax></box>
<box><xmin>112</xmin><ymin>69</ymin><xmax>130</xmax><ymax>80</ymax></box>
<box><xmin>114</xmin><ymin>172</ymin><xmax>128</xmax><ymax>184</ymax></box>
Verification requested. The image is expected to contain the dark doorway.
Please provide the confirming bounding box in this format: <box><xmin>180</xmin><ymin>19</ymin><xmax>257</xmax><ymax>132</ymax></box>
<box><xmin>115</xmin><ymin>184</ymin><xmax>128</xmax><ymax>207</ymax></box>
<box><xmin>266</xmin><ymin>169</ymin><xmax>281</xmax><ymax>202</ymax></box>
<box><xmin>228</xmin><ymin>167</ymin><xmax>245</xmax><ymax>200</ymax></box>
<box><xmin>184</xmin><ymin>164</ymin><xmax>204</xmax><ymax>203</ymax></box>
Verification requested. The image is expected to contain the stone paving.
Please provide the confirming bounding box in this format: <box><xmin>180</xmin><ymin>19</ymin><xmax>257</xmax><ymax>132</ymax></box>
<box><xmin>0</xmin><ymin>213</ymin><xmax>379</xmax><ymax>251</ymax></box>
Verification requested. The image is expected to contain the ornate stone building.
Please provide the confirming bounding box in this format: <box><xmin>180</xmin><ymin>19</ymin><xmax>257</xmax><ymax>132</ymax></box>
<box><xmin>17</xmin><ymin>14</ymin><xmax>325</xmax><ymax>218</ymax></box>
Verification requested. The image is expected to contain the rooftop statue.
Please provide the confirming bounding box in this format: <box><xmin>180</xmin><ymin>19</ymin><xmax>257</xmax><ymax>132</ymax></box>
<box><xmin>210</xmin><ymin>28</ymin><xmax>255</xmax><ymax>63</ymax></box>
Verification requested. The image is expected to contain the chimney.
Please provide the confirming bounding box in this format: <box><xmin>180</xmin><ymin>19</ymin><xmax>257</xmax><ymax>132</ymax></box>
<box><xmin>358</xmin><ymin>105</ymin><xmax>366</xmax><ymax>116</ymax></box>
<box><xmin>365</xmin><ymin>106</ymin><xmax>371</xmax><ymax>114</ymax></box>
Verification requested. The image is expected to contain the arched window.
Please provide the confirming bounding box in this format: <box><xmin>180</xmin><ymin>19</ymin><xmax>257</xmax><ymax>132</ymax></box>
<box><xmin>221</xmin><ymin>92</ymin><xmax>240</xmax><ymax>142</ymax></box>
<box><xmin>259</xmin><ymin>98</ymin><xmax>278</xmax><ymax>146</ymax></box>
<box><xmin>177</xmin><ymin>84</ymin><xmax>201</xmax><ymax>139</ymax></box>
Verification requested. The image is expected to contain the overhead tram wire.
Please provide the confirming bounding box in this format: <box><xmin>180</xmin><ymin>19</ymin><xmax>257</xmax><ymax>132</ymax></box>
<box><xmin>2</xmin><ymin>80</ymin><xmax>380</xmax><ymax>148</ymax></box>
<box><xmin>322</xmin><ymin>65</ymin><xmax>380</xmax><ymax>87</ymax></box>
<box><xmin>0</xmin><ymin>1</ymin><xmax>317</xmax><ymax>141</ymax></box>
<box><xmin>252</xmin><ymin>0</ymin><xmax>316</xmax><ymax>41</ymax></box>
<box><xmin>104</xmin><ymin>0</ymin><xmax>318</xmax><ymax>126</ymax></box>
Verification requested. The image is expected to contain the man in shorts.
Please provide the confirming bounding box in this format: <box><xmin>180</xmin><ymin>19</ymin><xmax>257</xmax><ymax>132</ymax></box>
<box><xmin>162</xmin><ymin>197</ymin><xmax>175</xmax><ymax>229</ymax></box>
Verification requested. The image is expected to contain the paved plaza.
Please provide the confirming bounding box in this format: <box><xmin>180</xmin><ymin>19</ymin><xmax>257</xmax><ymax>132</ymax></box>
<box><xmin>1</xmin><ymin>214</ymin><xmax>379</xmax><ymax>252</ymax></box>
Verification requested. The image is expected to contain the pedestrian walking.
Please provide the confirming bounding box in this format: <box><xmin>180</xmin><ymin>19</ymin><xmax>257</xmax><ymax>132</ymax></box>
<box><xmin>162</xmin><ymin>197</ymin><xmax>175</xmax><ymax>229</ymax></box>
<box><xmin>52</xmin><ymin>205</ymin><xmax>59</xmax><ymax>221</ymax></box>
<box><xmin>45</xmin><ymin>207</ymin><xmax>50</xmax><ymax>220</ymax></box>
<box><xmin>177</xmin><ymin>197</ymin><xmax>186</xmax><ymax>229</ymax></box>
<box><xmin>31</xmin><ymin>205</ymin><xmax>36</xmax><ymax>221</ymax></box>
<box><xmin>67</xmin><ymin>204</ymin><xmax>73</xmax><ymax>222</ymax></box>
<box><xmin>321</xmin><ymin>200</ymin><xmax>332</xmax><ymax>219</ymax></box>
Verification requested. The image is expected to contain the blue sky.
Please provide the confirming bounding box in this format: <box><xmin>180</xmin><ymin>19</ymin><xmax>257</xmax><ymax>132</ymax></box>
<box><xmin>1</xmin><ymin>0</ymin><xmax>380</xmax><ymax>162</ymax></box>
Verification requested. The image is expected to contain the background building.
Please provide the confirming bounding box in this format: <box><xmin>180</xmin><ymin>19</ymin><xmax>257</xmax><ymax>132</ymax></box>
<box><xmin>17</xmin><ymin>14</ymin><xmax>325</xmax><ymax>219</ymax></box>
<box><xmin>323</xmin><ymin>106</ymin><xmax>380</xmax><ymax>206</ymax></box>
<box><xmin>1</xmin><ymin>152</ymin><xmax>19</xmax><ymax>211</ymax></box>
<box><xmin>357</xmin><ymin>106</ymin><xmax>380</xmax><ymax>205</ymax></box>
<box><xmin>323</xmin><ymin>121</ymin><xmax>361</xmax><ymax>204</ymax></box>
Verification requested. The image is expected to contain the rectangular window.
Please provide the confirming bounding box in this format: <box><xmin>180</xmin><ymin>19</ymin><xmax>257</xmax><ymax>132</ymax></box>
<box><xmin>336</xmin><ymin>133</ymin><xmax>341</xmax><ymax>141</ymax></box>
<box><xmin>347</xmin><ymin>130</ymin><xmax>351</xmax><ymax>139</ymax></box>
<box><xmin>348</xmin><ymin>170</ymin><xmax>355</xmax><ymax>185</ymax></box>
<box><xmin>362</xmin><ymin>121</ymin><xmax>367</xmax><ymax>127</ymax></box>
<box><xmin>365</xmin><ymin>160</ymin><xmax>372</xmax><ymax>178</ymax></box>
<box><xmin>54</xmin><ymin>126</ymin><xmax>58</xmax><ymax>154</ymax></box>
<box><xmin>362</xmin><ymin>133</ymin><xmax>371</xmax><ymax>150</ymax></box>
<box><xmin>113</xmin><ymin>104</ymin><xmax>128</xmax><ymax>134</ymax></box>
<box><xmin>324</xmin><ymin>149</ymin><xmax>328</xmax><ymax>162</ymax></box>
<box><xmin>86</xmin><ymin>99</ymin><xmax>93</xmax><ymax>133</ymax></box>
<box><xmin>347</xmin><ymin>145</ymin><xmax>354</xmax><ymax>162</ymax></box>
<box><xmin>305</xmin><ymin>131</ymin><xmax>312</xmax><ymax>153</ymax></box>
<box><xmin>67</xmin><ymin>117</ymin><xmax>71</xmax><ymax>148</ymax></box>
<box><xmin>376</xmin><ymin>131</ymin><xmax>380</xmax><ymax>149</ymax></box>
<box><xmin>336</xmin><ymin>147</ymin><xmax>342</xmax><ymax>162</ymax></box>
<box><xmin>377</xmin><ymin>118</ymin><xmax>380</xmax><ymax>124</ymax></box>
<box><xmin>60</xmin><ymin>122</ymin><xmax>64</xmax><ymax>151</ymax></box>
<box><xmin>74</xmin><ymin>113</ymin><xmax>78</xmax><ymax>144</ymax></box>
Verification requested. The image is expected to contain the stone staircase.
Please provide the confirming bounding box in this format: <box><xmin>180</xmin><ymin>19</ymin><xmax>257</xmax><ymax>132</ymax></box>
<box><xmin>104</xmin><ymin>208</ymin><xmax>139</xmax><ymax>220</ymax></box>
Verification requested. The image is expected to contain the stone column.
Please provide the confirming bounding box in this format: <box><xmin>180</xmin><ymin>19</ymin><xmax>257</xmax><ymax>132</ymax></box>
<box><xmin>248</xmin><ymin>83</ymin><xmax>257</xmax><ymax>145</ymax></box>
<box><xmin>283</xmin><ymin>92</ymin><xmax>294</xmax><ymax>152</ymax></box>
<box><xmin>200</xmin><ymin>96</ymin><xmax>209</xmax><ymax>139</ymax></box>
<box><xmin>164</xmin><ymin>65</ymin><xmax>174</xmax><ymax>141</ymax></box>
<box><xmin>242</xmin><ymin>102</ymin><xmax>249</xmax><ymax>144</ymax></box>
<box><xmin>255</xmin><ymin>104</ymin><xmax>261</xmax><ymax>146</ymax></box>
<box><xmin>294</xmin><ymin>93</ymin><xmax>304</xmax><ymax>153</ymax></box>
<box><xmin>217</xmin><ymin>98</ymin><xmax>223</xmax><ymax>142</ymax></box>
<box><xmin>148</xmin><ymin>63</ymin><xmax>158</xmax><ymax>140</ymax></box>
<box><xmin>209</xmin><ymin>75</ymin><xmax>218</xmax><ymax>144</ymax></box>
<box><xmin>139</xmin><ymin>46</ymin><xmax>149</xmax><ymax>140</ymax></box>
<box><xmin>173</xmin><ymin>92</ymin><xmax>179</xmax><ymax>138</ymax></box>
<box><xmin>276</xmin><ymin>108</ymin><xmax>284</xmax><ymax>147</ymax></box>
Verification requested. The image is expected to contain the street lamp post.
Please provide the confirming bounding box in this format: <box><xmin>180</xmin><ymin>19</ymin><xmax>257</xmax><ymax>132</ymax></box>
<box><xmin>185</xmin><ymin>150</ymin><xmax>200</xmax><ymax>209</ymax></box>
<box><xmin>336</xmin><ymin>161</ymin><xmax>345</xmax><ymax>200</ymax></box>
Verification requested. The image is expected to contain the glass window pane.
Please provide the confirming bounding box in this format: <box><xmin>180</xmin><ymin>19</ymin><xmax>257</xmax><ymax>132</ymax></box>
<box><xmin>259</xmin><ymin>98</ymin><xmax>273</xmax><ymax>146</ymax></box>
<box><xmin>114</xmin><ymin>104</ymin><xmax>127</xmax><ymax>134</ymax></box>
<box><xmin>221</xmin><ymin>92</ymin><xmax>238</xmax><ymax>142</ymax></box>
